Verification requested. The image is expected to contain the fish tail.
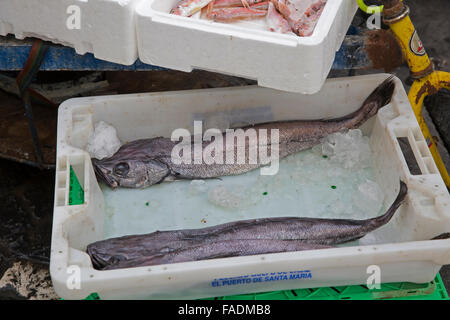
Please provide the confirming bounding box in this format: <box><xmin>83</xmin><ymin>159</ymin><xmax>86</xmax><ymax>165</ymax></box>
<box><xmin>366</xmin><ymin>180</ymin><xmax>408</xmax><ymax>231</ymax></box>
<box><xmin>363</xmin><ymin>75</ymin><xmax>397</xmax><ymax>115</ymax></box>
<box><xmin>431</xmin><ymin>232</ymin><xmax>450</xmax><ymax>240</ymax></box>
<box><xmin>342</xmin><ymin>76</ymin><xmax>396</xmax><ymax>129</ymax></box>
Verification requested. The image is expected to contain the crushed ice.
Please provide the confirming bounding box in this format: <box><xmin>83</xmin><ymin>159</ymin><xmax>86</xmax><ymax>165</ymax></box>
<box><xmin>86</xmin><ymin>121</ymin><xmax>122</xmax><ymax>160</ymax></box>
<box><xmin>322</xmin><ymin>129</ymin><xmax>371</xmax><ymax>169</ymax></box>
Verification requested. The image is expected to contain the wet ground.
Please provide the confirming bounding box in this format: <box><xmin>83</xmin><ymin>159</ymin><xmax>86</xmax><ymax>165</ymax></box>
<box><xmin>0</xmin><ymin>0</ymin><xmax>449</xmax><ymax>299</ymax></box>
<box><xmin>0</xmin><ymin>158</ymin><xmax>56</xmax><ymax>299</ymax></box>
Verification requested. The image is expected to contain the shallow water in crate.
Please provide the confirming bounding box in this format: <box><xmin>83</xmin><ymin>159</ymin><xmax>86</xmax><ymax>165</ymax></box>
<box><xmin>100</xmin><ymin>130</ymin><xmax>389</xmax><ymax>244</ymax></box>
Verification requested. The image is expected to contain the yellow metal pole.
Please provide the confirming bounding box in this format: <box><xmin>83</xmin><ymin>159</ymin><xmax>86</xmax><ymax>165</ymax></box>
<box><xmin>408</xmin><ymin>72</ymin><xmax>450</xmax><ymax>186</ymax></box>
<box><xmin>381</xmin><ymin>2</ymin><xmax>450</xmax><ymax>187</ymax></box>
<box><xmin>387</xmin><ymin>13</ymin><xmax>433</xmax><ymax>76</ymax></box>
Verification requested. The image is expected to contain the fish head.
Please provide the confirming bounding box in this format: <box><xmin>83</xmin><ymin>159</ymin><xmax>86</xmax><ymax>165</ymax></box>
<box><xmin>92</xmin><ymin>158</ymin><xmax>170</xmax><ymax>189</ymax></box>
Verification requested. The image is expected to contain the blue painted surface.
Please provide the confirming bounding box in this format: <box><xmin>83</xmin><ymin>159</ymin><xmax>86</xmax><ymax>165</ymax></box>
<box><xmin>0</xmin><ymin>34</ymin><xmax>370</xmax><ymax>71</ymax></box>
<box><xmin>332</xmin><ymin>35</ymin><xmax>371</xmax><ymax>70</ymax></box>
<box><xmin>0</xmin><ymin>41</ymin><xmax>167</xmax><ymax>71</ymax></box>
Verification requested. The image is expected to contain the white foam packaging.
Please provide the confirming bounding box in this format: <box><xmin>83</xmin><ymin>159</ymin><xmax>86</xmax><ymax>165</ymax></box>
<box><xmin>135</xmin><ymin>0</ymin><xmax>358</xmax><ymax>94</ymax></box>
<box><xmin>0</xmin><ymin>0</ymin><xmax>143</xmax><ymax>65</ymax></box>
<box><xmin>50</xmin><ymin>74</ymin><xmax>450</xmax><ymax>299</ymax></box>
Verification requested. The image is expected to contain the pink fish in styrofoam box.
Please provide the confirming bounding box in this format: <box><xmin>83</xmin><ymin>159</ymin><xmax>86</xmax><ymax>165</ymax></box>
<box><xmin>266</xmin><ymin>2</ymin><xmax>292</xmax><ymax>34</ymax></box>
<box><xmin>271</xmin><ymin>0</ymin><xmax>327</xmax><ymax>36</ymax></box>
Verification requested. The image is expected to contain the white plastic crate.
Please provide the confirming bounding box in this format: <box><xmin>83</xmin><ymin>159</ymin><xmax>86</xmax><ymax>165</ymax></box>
<box><xmin>0</xmin><ymin>0</ymin><xmax>143</xmax><ymax>65</ymax></box>
<box><xmin>135</xmin><ymin>0</ymin><xmax>358</xmax><ymax>94</ymax></box>
<box><xmin>50</xmin><ymin>74</ymin><xmax>450</xmax><ymax>300</ymax></box>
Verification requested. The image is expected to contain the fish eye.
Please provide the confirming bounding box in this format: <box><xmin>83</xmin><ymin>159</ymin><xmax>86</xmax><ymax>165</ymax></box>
<box><xmin>113</xmin><ymin>162</ymin><xmax>130</xmax><ymax>176</ymax></box>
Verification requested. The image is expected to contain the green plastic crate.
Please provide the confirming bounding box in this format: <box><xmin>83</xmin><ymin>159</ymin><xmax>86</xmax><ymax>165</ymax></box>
<box><xmin>82</xmin><ymin>275</ymin><xmax>448</xmax><ymax>300</ymax></box>
<box><xmin>69</xmin><ymin>168</ymin><xmax>449</xmax><ymax>301</ymax></box>
<box><xmin>69</xmin><ymin>166</ymin><xmax>84</xmax><ymax>205</ymax></box>
<box><xmin>209</xmin><ymin>274</ymin><xmax>448</xmax><ymax>300</ymax></box>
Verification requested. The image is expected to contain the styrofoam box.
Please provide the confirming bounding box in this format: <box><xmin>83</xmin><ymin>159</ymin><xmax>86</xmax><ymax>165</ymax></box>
<box><xmin>135</xmin><ymin>0</ymin><xmax>358</xmax><ymax>94</ymax></box>
<box><xmin>51</xmin><ymin>74</ymin><xmax>450</xmax><ymax>300</ymax></box>
<box><xmin>0</xmin><ymin>0</ymin><xmax>143</xmax><ymax>65</ymax></box>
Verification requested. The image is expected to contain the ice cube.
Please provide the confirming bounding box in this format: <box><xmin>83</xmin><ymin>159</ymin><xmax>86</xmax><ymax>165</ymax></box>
<box><xmin>321</xmin><ymin>129</ymin><xmax>372</xmax><ymax>169</ymax></box>
<box><xmin>188</xmin><ymin>180</ymin><xmax>208</xmax><ymax>196</ymax></box>
<box><xmin>311</xmin><ymin>144</ymin><xmax>323</xmax><ymax>156</ymax></box>
<box><xmin>353</xmin><ymin>180</ymin><xmax>385</xmax><ymax>216</ymax></box>
<box><xmin>86</xmin><ymin>121</ymin><xmax>122</xmax><ymax>160</ymax></box>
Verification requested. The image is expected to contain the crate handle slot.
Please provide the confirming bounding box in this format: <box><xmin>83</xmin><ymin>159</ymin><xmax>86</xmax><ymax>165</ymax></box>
<box><xmin>397</xmin><ymin>137</ymin><xmax>423</xmax><ymax>176</ymax></box>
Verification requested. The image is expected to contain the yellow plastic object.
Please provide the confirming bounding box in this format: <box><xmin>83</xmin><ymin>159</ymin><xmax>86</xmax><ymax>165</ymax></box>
<box><xmin>357</xmin><ymin>0</ymin><xmax>384</xmax><ymax>13</ymax></box>
<box><xmin>382</xmin><ymin>2</ymin><xmax>450</xmax><ymax>187</ymax></box>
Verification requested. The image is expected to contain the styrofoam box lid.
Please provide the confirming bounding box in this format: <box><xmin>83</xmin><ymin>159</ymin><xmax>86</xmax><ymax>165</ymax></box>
<box><xmin>136</xmin><ymin>0</ymin><xmax>358</xmax><ymax>94</ymax></box>
<box><xmin>0</xmin><ymin>0</ymin><xmax>144</xmax><ymax>65</ymax></box>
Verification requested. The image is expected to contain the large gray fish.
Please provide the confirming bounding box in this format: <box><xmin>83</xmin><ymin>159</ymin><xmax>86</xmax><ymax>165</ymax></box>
<box><xmin>87</xmin><ymin>180</ymin><xmax>407</xmax><ymax>270</ymax></box>
<box><xmin>100</xmin><ymin>241</ymin><xmax>333</xmax><ymax>270</ymax></box>
<box><xmin>92</xmin><ymin>77</ymin><xmax>396</xmax><ymax>189</ymax></box>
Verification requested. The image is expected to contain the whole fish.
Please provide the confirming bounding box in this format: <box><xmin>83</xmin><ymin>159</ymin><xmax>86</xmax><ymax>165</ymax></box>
<box><xmin>93</xmin><ymin>77</ymin><xmax>396</xmax><ymax>189</ymax></box>
<box><xmin>213</xmin><ymin>0</ymin><xmax>266</xmax><ymax>8</ymax></box>
<box><xmin>87</xmin><ymin>180</ymin><xmax>407</xmax><ymax>270</ymax></box>
<box><xmin>207</xmin><ymin>7</ymin><xmax>268</xmax><ymax>22</ymax></box>
<box><xmin>100</xmin><ymin>241</ymin><xmax>333</xmax><ymax>270</ymax></box>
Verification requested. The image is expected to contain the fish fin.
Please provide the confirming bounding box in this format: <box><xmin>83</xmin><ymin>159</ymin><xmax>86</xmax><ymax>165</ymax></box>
<box><xmin>162</xmin><ymin>173</ymin><xmax>197</xmax><ymax>183</ymax></box>
<box><xmin>201</xmin><ymin>176</ymin><xmax>223</xmax><ymax>182</ymax></box>
<box><xmin>200</xmin><ymin>176</ymin><xmax>223</xmax><ymax>181</ymax></box>
<box><xmin>361</xmin><ymin>76</ymin><xmax>396</xmax><ymax>114</ymax></box>
<box><xmin>332</xmin><ymin>76</ymin><xmax>396</xmax><ymax>126</ymax></box>
<box><xmin>165</xmin><ymin>170</ymin><xmax>204</xmax><ymax>182</ymax></box>
<box><xmin>431</xmin><ymin>233</ymin><xmax>450</xmax><ymax>240</ymax></box>
<box><xmin>163</xmin><ymin>175</ymin><xmax>178</xmax><ymax>182</ymax></box>
<box><xmin>155</xmin><ymin>171</ymin><xmax>172</xmax><ymax>185</ymax></box>
<box><xmin>168</xmin><ymin>169</ymin><xmax>224</xmax><ymax>182</ymax></box>
<box><xmin>230</xmin><ymin>121</ymin><xmax>253</xmax><ymax>129</ymax></box>
<box><xmin>201</xmin><ymin>252</ymin><xmax>241</xmax><ymax>260</ymax></box>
